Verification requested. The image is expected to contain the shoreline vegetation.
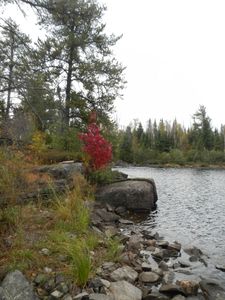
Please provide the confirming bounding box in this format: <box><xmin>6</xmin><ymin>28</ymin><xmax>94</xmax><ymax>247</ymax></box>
<box><xmin>0</xmin><ymin>148</ymin><xmax>225</xmax><ymax>299</ymax></box>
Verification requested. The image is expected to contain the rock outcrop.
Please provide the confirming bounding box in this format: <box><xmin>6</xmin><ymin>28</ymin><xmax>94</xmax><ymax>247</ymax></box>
<box><xmin>95</xmin><ymin>179</ymin><xmax>158</xmax><ymax>212</ymax></box>
<box><xmin>0</xmin><ymin>270</ymin><xmax>39</xmax><ymax>300</ymax></box>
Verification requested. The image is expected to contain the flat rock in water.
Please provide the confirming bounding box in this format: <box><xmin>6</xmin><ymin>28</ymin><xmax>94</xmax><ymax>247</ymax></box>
<box><xmin>199</xmin><ymin>279</ymin><xmax>225</xmax><ymax>300</ymax></box>
<box><xmin>143</xmin><ymin>292</ymin><xmax>170</xmax><ymax>299</ymax></box>
<box><xmin>110</xmin><ymin>266</ymin><xmax>138</xmax><ymax>282</ymax></box>
<box><xmin>159</xmin><ymin>284</ymin><xmax>185</xmax><ymax>296</ymax></box>
<box><xmin>1</xmin><ymin>270</ymin><xmax>39</xmax><ymax>300</ymax></box>
<box><xmin>109</xmin><ymin>280</ymin><xmax>142</xmax><ymax>300</ymax></box>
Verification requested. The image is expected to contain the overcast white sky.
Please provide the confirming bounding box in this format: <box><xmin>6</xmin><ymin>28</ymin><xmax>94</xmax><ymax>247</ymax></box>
<box><xmin>2</xmin><ymin>0</ymin><xmax>225</xmax><ymax>129</ymax></box>
<box><xmin>101</xmin><ymin>0</ymin><xmax>225</xmax><ymax>129</ymax></box>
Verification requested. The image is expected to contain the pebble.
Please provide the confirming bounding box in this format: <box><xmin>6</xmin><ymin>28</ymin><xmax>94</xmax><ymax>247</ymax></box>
<box><xmin>51</xmin><ymin>290</ymin><xmax>64</xmax><ymax>298</ymax></box>
<box><xmin>139</xmin><ymin>272</ymin><xmax>160</xmax><ymax>283</ymax></box>
<box><xmin>40</xmin><ymin>248</ymin><xmax>50</xmax><ymax>256</ymax></box>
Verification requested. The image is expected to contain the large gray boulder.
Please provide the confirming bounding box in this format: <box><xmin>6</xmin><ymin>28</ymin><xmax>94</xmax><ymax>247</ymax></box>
<box><xmin>0</xmin><ymin>270</ymin><xmax>39</xmax><ymax>300</ymax></box>
<box><xmin>95</xmin><ymin>179</ymin><xmax>157</xmax><ymax>212</ymax></box>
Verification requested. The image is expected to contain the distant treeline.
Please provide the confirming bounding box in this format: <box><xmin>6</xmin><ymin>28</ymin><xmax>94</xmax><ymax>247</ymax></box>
<box><xmin>117</xmin><ymin>106</ymin><xmax>225</xmax><ymax>165</ymax></box>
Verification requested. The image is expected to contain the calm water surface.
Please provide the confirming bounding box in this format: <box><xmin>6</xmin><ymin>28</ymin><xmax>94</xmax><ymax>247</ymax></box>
<box><xmin>115</xmin><ymin>166</ymin><xmax>225</xmax><ymax>280</ymax></box>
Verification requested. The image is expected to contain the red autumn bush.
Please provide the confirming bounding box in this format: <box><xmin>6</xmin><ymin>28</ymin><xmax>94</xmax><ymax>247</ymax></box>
<box><xmin>79</xmin><ymin>123</ymin><xmax>112</xmax><ymax>170</ymax></box>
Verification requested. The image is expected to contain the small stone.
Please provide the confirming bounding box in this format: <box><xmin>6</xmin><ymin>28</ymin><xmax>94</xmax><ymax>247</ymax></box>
<box><xmin>106</xmin><ymin>203</ymin><xmax>114</xmax><ymax>212</ymax></box>
<box><xmin>159</xmin><ymin>261</ymin><xmax>169</xmax><ymax>271</ymax></box>
<box><xmin>168</xmin><ymin>243</ymin><xmax>181</xmax><ymax>252</ymax></box>
<box><xmin>139</xmin><ymin>272</ymin><xmax>160</xmax><ymax>283</ymax></box>
<box><xmin>44</xmin><ymin>278</ymin><xmax>55</xmax><ymax>292</ymax></box>
<box><xmin>100</xmin><ymin>278</ymin><xmax>111</xmax><ymax>288</ymax></box>
<box><xmin>40</xmin><ymin>248</ymin><xmax>50</xmax><ymax>256</ymax></box>
<box><xmin>34</xmin><ymin>273</ymin><xmax>47</xmax><ymax>285</ymax></box>
<box><xmin>172</xmin><ymin>295</ymin><xmax>186</xmax><ymax>300</ymax></box>
<box><xmin>111</xmin><ymin>266</ymin><xmax>138</xmax><ymax>282</ymax></box>
<box><xmin>119</xmin><ymin>219</ymin><xmax>134</xmax><ymax>225</ymax></box>
<box><xmin>178</xmin><ymin>259</ymin><xmax>191</xmax><ymax>268</ymax></box>
<box><xmin>115</xmin><ymin>206</ymin><xmax>127</xmax><ymax>215</ymax></box>
<box><xmin>51</xmin><ymin>290</ymin><xmax>64</xmax><ymax>298</ymax></box>
<box><xmin>143</xmin><ymin>292</ymin><xmax>169</xmax><ymax>299</ymax></box>
<box><xmin>157</xmin><ymin>240</ymin><xmax>169</xmax><ymax>248</ymax></box>
<box><xmin>58</xmin><ymin>255</ymin><xmax>68</xmax><ymax>262</ymax></box>
<box><xmin>74</xmin><ymin>292</ymin><xmax>89</xmax><ymax>299</ymax></box>
<box><xmin>63</xmin><ymin>294</ymin><xmax>73</xmax><ymax>300</ymax></box>
<box><xmin>102</xmin><ymin>262</ymin><xmax>115</xmax><ymax>270</ymax></box>
<box><xmin>159</xmin><ymin>284</ymin><xmax>184</xmax><ymax>296</ymax></box>
<box><xmin>189</xmin><ymin>256</ymin><xmax>198</xmax><ymax>262</ymax></box>
<box><xmin>44</xmin><ymin>267</ymin><xmax>52</xmax><ymax>273</ymax></box>
<box><xmin>89</xmin><ymin>294</ymin><xmax>113</xmax><ymax>300</ymax></box>
<box><xmin>128</xmin><ymin>234</ymin><xmax>143</xmax><ymax>251</ymax></box>
<box><xmin>144</xmin><ymin>239</ymin><xmax>156</xmax><ymax>247</ymax></box>
<box><xmin>57</xmin><ymin>282</ymin><xmax>69</xmax><ymax>294</ymax></box>
<box><xmin>142</xmin><ymin>262</ymin><xmax>152</xmax><ymax>271</ymax></box>
<box><xmin>110</xmin><ymin>280</ymin><xmax>142</xmax><ymax>300</ymax></box>
<box><xmin>177</xmin><ymin>280</ymin><xmax>199</xmax><ymax>296</ymax></box>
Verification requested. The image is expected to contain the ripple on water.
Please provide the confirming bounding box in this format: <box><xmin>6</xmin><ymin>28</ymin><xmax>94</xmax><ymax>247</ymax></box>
<box><xmin>115</xmin><ymin>166</ymin><xmax>225</xmax><ymax>282</ymax></box>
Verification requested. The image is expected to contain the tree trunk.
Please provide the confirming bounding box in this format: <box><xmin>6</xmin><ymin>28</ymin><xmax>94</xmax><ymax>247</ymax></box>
<box><xmin>64</xmin><ymin>44</ymin><xmax>74</xmax><ymax>128</ymax></box>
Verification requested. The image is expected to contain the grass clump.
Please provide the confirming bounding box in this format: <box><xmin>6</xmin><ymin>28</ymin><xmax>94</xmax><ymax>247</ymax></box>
<box><xmin>105</xmin><ymin>237</ymin><xmax>123</xmax><ymax>262</ymax></box>
<box><xmin>54</xmin><ymin>175</ymin><xmax>93</xmax><ymax>233</ymax></box>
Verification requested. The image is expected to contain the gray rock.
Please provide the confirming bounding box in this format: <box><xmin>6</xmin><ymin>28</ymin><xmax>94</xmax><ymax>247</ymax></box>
<box><xmin>168</xmin><ymin>243</ymin><xmax>181</xmax><ymax>252</ymax></box>
<box><xmin>0</xmin><ymin>287</ymin><xmax>7</xmax><ymax>300</ymax></box>
<box><xmin>119</xmin><ymin>219</ymin><xmax>134</xmax><ymax>225</ymax></box>
<box><xmin>35</xmin><ymin>162</ymin><xmax>83</xmax><ymax>180</ymax></box>
<box><xmin>40</xmin><ymin>248</ymin><xmax>50</xmax><ymax>256</ymax></box>
<box><xmin>143</xmin><ymin>292</ymin><xmax>169</xmax><ymax>300</ymax></box>
<box><xmin>171</xmin><ymin>296</ymin><xmax>186</xmax><ymax>300</ymax></box>
<box><xmin>1</xmin><ymin>270</ymin><xmax>39</xmax><ymax>300</ymax></box>
<box><xmin>139</xmin><ymin>272</ymin><xmax>160</xmax><ymax>283</ymax></box>
<box><xmin>178</xmin><ymin>259</ymin><xmax>191</xmax><ymax>268</ymax></box>
<box><xmin>51</xmin><ymin>290</ymin><xmax>63</xmax><ymax>298</ymax></box>
<box><xmin>199</xmin><ymin>279</ymin><xmax>225</xmax><ymax>300</ymax></box>
<box><xmin>100</xmin><ymin>279</ymin><xmax>111</xmax><ymax>288</ymax></box>
<box><xmin>157</xmin><ymin>241</ymin><xmax>169</xmax><ymax>248</ymax></box>
<box><xmin>142</xmin><ymin>262</ymin><xmax>152</xmax><ymax>271</ymax></box>
<box><xmin>115</xmin><ymin>206</ymin><xmax>127</xmax><ymax>215</ymax></box>
<box><xmin>128</xmin><ymin>234</ymin><xmax>143</xmax><ymax>251</ymax></box>
<box><xmin>110</xmin><ymin>266</ymin><xmax>138</xmax><ymax>282</ymax></box>
<box><xmin>158</xmin><ymin>261</ymin><xmax>169</xmax><ymax>271</ymax></box>
<box><xmin>96</xmin><ymin>209</ymin><xmax>120</xmax><ymax>222</ymax></box>
<box><xmin>73</xmin><ymin>292</ymin><xmax>89</xmax><ymax>299</ymax></box>
<box><xmin>109</xmin><ymin>280</ymin><xmax>142</xmax><ymax>300</ymax></box>
<box><xmin>34</xmin><ymin>274</ymin><xmax>47</xmax><ymax>285</ymax></box>
<box><xmin>96</xmin><ymin>179</ymin><xmax>157</xmax><ymax>212</ymax></box>
<box><xmin>183</xmin><ymin>247</ymin><xmax>202</xmax><ymax>258</ymax></box>
<box><xmin>62</xmin><ymin>295</ymin><xmax>73</xmax><ymax>300</ymax></box>
<box><xmin>89</xmin><ymin>294</ymin><xmax>113</xmax><ymax>300</ymax></box>
<box><xmin>159</xmin><ymin>284</ymin><xmax>185</xmax><ymax>296</ymax></box>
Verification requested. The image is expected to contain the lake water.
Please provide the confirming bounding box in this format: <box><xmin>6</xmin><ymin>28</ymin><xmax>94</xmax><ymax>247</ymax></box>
<box><xmin>115</xmin><ymin>166</ymin><xmax>225</xmax><ymax>281</ymax></box>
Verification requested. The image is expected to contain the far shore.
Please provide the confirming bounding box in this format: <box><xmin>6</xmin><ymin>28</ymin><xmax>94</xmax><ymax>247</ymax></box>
<box><xmin>114</xmin><ymin>161</ymin><xmax>225</xmax><ymax>170</ymax></box>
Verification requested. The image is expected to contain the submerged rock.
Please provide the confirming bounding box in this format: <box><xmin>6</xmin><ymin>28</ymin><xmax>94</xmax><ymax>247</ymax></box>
<box><xmin>199</xmin><ymin>279</ymin><xmax>225</xmax><ymax>300</ymax></box>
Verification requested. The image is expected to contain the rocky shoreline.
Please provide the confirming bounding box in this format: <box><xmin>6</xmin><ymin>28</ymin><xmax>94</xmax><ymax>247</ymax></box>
<box><xmin>1</xmin><ymin>201</ymin><xmax>225</xmax><ymax>300</ymax></box>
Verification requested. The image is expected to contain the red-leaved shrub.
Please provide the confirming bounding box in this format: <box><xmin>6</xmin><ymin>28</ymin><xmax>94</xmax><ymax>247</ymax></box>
<box><xmin>79</xmin><ymin>123</ymin><xmax>112</xmax><ymax>170</ymax></box>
